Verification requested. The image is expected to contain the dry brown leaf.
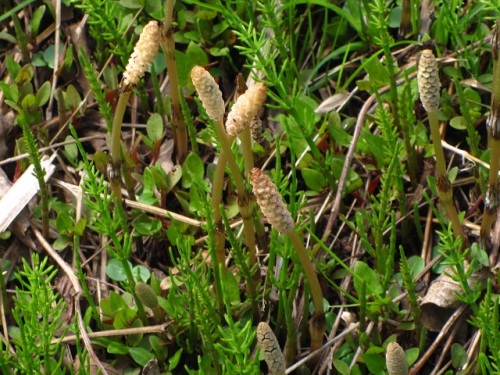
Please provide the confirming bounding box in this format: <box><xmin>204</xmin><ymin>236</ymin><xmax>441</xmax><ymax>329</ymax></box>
<box><xmin>314</xmin><ymin>92</ymin><xmax>350</xmax><ymax>114</ymax></box>
<box><xmin>420</xmin><ymin>263</ymin><xmax>483</xmax><ymax>332</ymax></box>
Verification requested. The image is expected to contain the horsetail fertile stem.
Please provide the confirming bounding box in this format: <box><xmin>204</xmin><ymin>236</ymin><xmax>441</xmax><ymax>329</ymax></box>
<box><xmin>481</xmin><ymin>22</ymin><xmax>500</xmax><ymax>248</ymax></box>
<box><xmin>250</xmin><ymin>167</ymin><xmax>325</xmax><ymax>354</ymax></box>
<box><xmin>191</xmin><ymin>66</ymin><xmax>258</xmax><ymax>271</ymax></box>
<box><xmin>110</xmin><ymin>21</ymin><xmax>160</xmax><ymax>200</ymax></box>
<box><xmin>417</xmin><ymin>49</ymin><xmax>467</xmax><ymax>246</ymax></box>
<box><xmin>227</xmin><ymin>82</ymin><xmax>266</xmax><ymax>175</ymax></box>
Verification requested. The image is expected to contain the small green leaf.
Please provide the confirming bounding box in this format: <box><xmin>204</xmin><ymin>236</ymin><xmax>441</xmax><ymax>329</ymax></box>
<box><xmin>328</xmin><ymin>125</ymin><xmax>353</xmax><ymax>148</ymax></box>
<box><xmin>5</xmin><ymin>55</ymin><xmax>20</xmax><ymax>78</ymax></box>
<box><xmin>301</xmin><ymin>168</ymin><xmax>326</xmax><ymax>192</ymax></box>
<box><xmin>354</xmin><ymin>261</ymin><xmax>383</xmax><ymax>296</ymax></box>
<box><xmin>176</xmin><ymin>42</ymin><xmax>208</xmax><ymax>87</ymax></box>
<box><xmin>405</xmin><ymin>347</ymin><xmax>419</xmax><ymax>366</ymax></box>
<box><xmin>107</xmin><ymin>341</ymin><xmax>129</xmax><ymax>355</ymax></box>
<box><xmin>93</xmin><ymin>151</ymin><xmax>109</xmax><ymax>172</ymax></box>
<box><xmin>471</xmin><ymin>242</ymin><xmax>489</xmax><ymax>267</ymax></box>
<box><xmin>362</xmin><ymin>56</ymin><xmax>390</xmax><ymax>87</ymax></box>
<box><xmin>151</xmin><ymin>164</ymin><xmax>168</xmax><ymax>191</ymax></box>
<box><xmin>451</xmin><ymin>343</ymin><xmax>467</xmax><ymax>368</ymax></box>
<box><xmin>147</xmin><ymin>113</ymin><xmax>163</xmax><ymax>142</ymax></box>
<box><xmin>65</xmin><ymin>84</ymin><xmax>82</xmax><ymax>110</ymax></box>
<box><xmin>463</xmin><ymin>88</ymin><xmax>481</xmax><ymax>112</ymax></box>
<box><xmin>15</xmin><ymin>64</ymin><xmax>33</xmax><ymax>85</ymax></box>
<box><xmin>132</xmin><ymin>265</ymin><xmax>151</xmax><ymax>283</ymax></box>
<box><xmin>449</xmin><ymin>116</ymin><xmax>467</xmax><ymax>130</ymax></box>
<box><xmin>73</xmin><ymin>218</ymin><xmax>87</xmax><ymax>236</ymax></box>
<box><xmin>21</xmin><ymin>94</ymin><xmax>37</xmax><ymax>111</ymax></box>
<box><xmin>43</xmin><ymin>44</ymin><xmax>63</xmax><ymax>69</ymax></box>
<box><xmin>0</xmin><ymin>32</ymin><xmax>17</xmax><ymax>44</ymax></box>
<box><xmin>56</xmin><ymin>212</ymin><xmax>73</xmax><ymax>233</ymax></box>
<box><xmin>168</xmin><ymin>348</ymin><xmax>183</xmax><ymax>370</ymax></box>
<box><xmin>389</xmin><ymin>6</ymin><xmax>402</xmax><ymax>28</ymax></box>
<box><xmin>446</xmin><ymin>168</ymin><xmax>457</xmax><ymax>185</ymax></box>
<box><xmin>106</xmin><ymin>258</ymin><xmax>130</xmax><ymax>281</ymax></box>
<box><xmin>443</xmin><ymin>66</ymin><xmax>463</xmax><ymax>80</ymax></box>
<box><xmin>333</xmin><ymin>359</ymin><xmax>350</xmax><ymax>375</ymax></box>
<box><xmin>150</xmin><ymin>335</ymin><xmax>169</xmax><ymax>360</ymax></box>
<box><xmin>35</xmin><ymin>81</ymin><xmax>51</xmax><ymax>107</ymax></box>
<box><xmin>53</xmin><ymin>236</ymin><xmax>71</xmax><ymax>251</ymax></box>
<box><xmin>30</xmin><ymin>5</ymin><xmax>46</xmax><ymax>37</ymax></box>
<box><xmin>407</xmin><ymin>256</ymin><xmax>425</xmax><ymax>278</ymax></box>
<box><xmin>119</xmin><ymin>0</ymin><xmax>142</xmax><ymax>8</ymax></box>
<box><xmin>129</xmin><ymin>347</ymin><xmax>155</xmax><ymax>366</ymax></box>
<box><xmin>133</xmin><ymin>218</ymin><xmax>162</xmax><ymax>236</ymax></box>
<box><xmin>363</xmin><ymin>353</ymin><xmax>385</xmax><ymax>375</ymax></box>
<box><xmin>0</xmin><ymin>82</ymin><xmax>11</xmax><ymax>102</ymax></box>
<box><xmin>63</xmin><ymin>44</ymin><xmax>74</xmax><ymax>71</ymax></box>
<box><xmin>126</xmin><ymin>318</ymin><xmax>144</xmax><ymax>346</ymax></box>
<box><xmin>63</xmin><ymin>135</ymin><xmax>79</xmax><ymax>163</ymax></box>
<box><xmin>183</xmin><ymin>152</ymin><xmax>204</xmax><ymax>188</ymax></box>
<box><xmin>221</xmin><ymin>269</ymin><xmax>240</xmax><ymax>306</ymax></box>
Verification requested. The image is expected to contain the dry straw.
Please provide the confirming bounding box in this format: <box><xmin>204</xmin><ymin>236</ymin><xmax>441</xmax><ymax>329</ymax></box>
<box><xmin>122</xmin><ymin>20</ymin><xmax>161</xmax><ymax>87</ymax></box>
<box><xmin>256</xmin><ymin>322</ymin><xmax>286</xmax><ymax>375</ymax></box>
<box><xmin>226</xmin><ymin>83</ymin><xmax>267</xmax><ymax>136</ymax></box>
<box><xmin>190</xmin><ymin>66</ymin><xmax>225</xmax><ymax>122</ymax></box>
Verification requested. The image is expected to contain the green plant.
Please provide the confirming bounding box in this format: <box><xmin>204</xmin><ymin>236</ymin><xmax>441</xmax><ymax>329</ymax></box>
<box><xmin>71</xmin><ymin>125</ymin><xmax>148</xmax><ymax>325</ymax></box>
<box><xmin>4</xmin><ymin>0</ymin><xmax>500</xmax><ymax>373</ymax></box>
<box><xmin>0</xmin><ymin>58</ymin><xmax>52</xmax><ymax>237</ymax></box>
<box><xmin>8</xmin><ymin>254</ymin><xmax>68</xmax><ymax>374</ymax></box>
<box><xmin>68</xmin><ymin>0</ymin><xmax>135</xmax><ymax>65</ymax></box>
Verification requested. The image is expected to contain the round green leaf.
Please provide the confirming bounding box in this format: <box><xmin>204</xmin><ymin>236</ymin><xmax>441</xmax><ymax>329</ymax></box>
<box><xmin>147</xmin><ymin>113</ymin><xmax>163</xmax><ymax>142</ymax></box>
<box><xmin>449</xmin><ymin>116</ymin><xmax>467</xmax><ymax>130</ymax></box>
<box><xmin>106</xmin><ymin>258</ymin><xmax>131</xmax><ymax>281</ymax></box>
<box><xmin>35</xmin><ymin>81</ymin><xmax>51</xmax><ymax>107</ymax></box>
<box><xmin>353</xmin><ymin>261</ymin><xmax>383</xmax><ymax>296</ymax></box>
<box><xmin>129</xmin><ymin>346</ymin><xmax>155</xmax><ymax>366</ymax></box>
<box><xmin>301</xmin><ymin>167</ymin><xmax>326</xmax><ymax>192</ymax></box>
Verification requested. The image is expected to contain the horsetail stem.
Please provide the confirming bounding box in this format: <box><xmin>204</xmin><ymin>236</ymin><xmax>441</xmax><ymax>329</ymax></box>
<box><xmin>417</xmin><ymin>49</ymin><xmax>467</xmax><ymax>246</ymax></box>
<box><xmin>110</xmin><ymin>21</ymin><xmax>160</xmax><ymax>199</ymax></box>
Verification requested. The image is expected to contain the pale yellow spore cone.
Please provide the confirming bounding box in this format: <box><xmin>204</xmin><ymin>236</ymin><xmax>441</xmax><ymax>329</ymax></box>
<box><xmin>417</xmin><ymin>49</ymin><xmax>440</xmax><ymax>112</ymax></box>
<box><xmin>226</xmin><ymin>83</ymin><xmax>266</xmax><ymax>136</ymax></box>
<box><xmin>250</xmin><ymin>167</ymin><xmax>294</xmax><ymax>234</ymax></box>
<box><xmin>122</xmin><ymin>21</ymin><xmax>160</xmax><ymax>87</ymax></box>
<box><xmin>190</xmin><ymin>66</ymin><xmax>225</xmax><ymax>122</ymax></box>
